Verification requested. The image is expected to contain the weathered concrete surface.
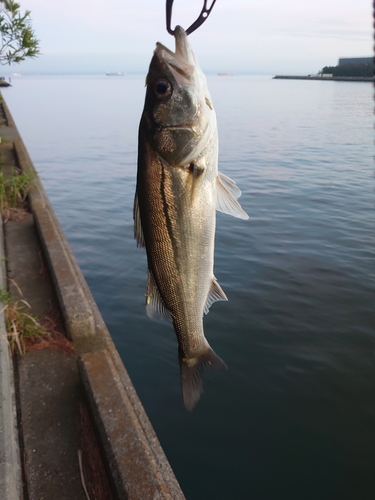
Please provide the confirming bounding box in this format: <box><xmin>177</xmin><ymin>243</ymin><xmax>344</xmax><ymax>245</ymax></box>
<box><xmin>18</xmin><ymin>350</ymin><xmax>86</xmax><ymax>500</ymax></box>
<box><xmin>4</xmin><ymin>213</ymin><xmax>88</xmax><ymax>499</ymax></box>
<box><xmin>5</xmin><ymin>214</ymin><xmax>52</xmax><ymax>316</ymax></box>
<box><xmin>80</xmin><ymin>350</ymin><xmax>182</xmax><ymax>500</ymax></box>
<box><xmin>0</xmin><ymin>96</ymin><xmax>186</xmax><ymax>498</ymax></box>
<box><xmin>32</xmin><ymin>204</ymin><xmax>96</xmax><ymax>339</ymax></box>
<box><xmin>0</xmin><ymin>215</ymin><xmax>23</xmax><ymax>500</ymax></box>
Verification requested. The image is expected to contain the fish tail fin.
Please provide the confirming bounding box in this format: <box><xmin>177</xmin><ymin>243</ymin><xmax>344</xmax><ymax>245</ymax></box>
<box><xmin>179</xmin><ymin>346</ymin><xmax>227</xmax><ymax>411</ymax></box>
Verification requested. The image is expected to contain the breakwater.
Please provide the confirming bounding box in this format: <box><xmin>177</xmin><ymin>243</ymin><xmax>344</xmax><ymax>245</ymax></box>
<box><xmin>274</xmin><ymin>75</ymin><xmax>374</xmax><ymax>82</ymax></box>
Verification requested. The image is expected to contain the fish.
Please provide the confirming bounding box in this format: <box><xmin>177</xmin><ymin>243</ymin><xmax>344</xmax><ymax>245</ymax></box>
<box><xmin>134</xmin><ymin>26</ymin><xmax>248</xmax><ymax>411</ymax></box>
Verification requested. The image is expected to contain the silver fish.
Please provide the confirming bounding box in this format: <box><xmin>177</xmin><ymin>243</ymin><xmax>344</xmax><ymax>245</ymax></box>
<box><xmin>134</xmin><ymin>26</ymin><xmax>248</xmax><ymax>410</ymax></box>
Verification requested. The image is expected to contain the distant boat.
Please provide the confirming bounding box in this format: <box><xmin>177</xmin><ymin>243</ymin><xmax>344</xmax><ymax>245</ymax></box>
<box><xmin>106</xmin><ymin>72</ymin><xmax>126</xmax><ymax>76</ymax></box>
<box><xmin>218</xmin><ymin>72</ymin><xmax>234</xmax><ymax>76</ymax></box>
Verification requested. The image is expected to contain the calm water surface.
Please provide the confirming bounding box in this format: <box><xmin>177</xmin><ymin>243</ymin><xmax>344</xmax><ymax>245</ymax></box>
<box><xmin>3</xmin><ymin>74</ymin><xmax>374</xmax><ymax>499</ymax></box>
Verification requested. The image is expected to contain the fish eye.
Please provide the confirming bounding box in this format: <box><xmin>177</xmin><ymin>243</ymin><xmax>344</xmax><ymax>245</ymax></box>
<box><xmin>154</xmin><ymin>78</ymin><xmax>172</xmax><ymax>99</ymax></box>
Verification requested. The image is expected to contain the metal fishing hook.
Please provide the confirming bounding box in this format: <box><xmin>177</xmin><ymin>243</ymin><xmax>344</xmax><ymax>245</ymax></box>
<box><xmin>166</xmin><ymin>0</ymin><xmax>217</xmax><ymax>36</ymax></box>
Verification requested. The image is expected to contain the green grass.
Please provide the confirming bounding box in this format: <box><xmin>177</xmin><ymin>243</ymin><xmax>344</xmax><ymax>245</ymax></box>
<box><xmin>0</xmin><ymin>167</ymin><xmax>37</xmax><ymax>212</ymax></box>
<box><xmin>0</xmin><ymin>287</ymin><xmax>50</xmax><ymax>355</ymax></box>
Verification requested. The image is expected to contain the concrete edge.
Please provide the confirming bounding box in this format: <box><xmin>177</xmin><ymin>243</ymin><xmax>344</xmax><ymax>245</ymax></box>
<box><xmin>79</xmin><ymin>350</ymin><xmax>184</xmax><ymax>500</ymax></box>
<box><xmin>30</xmin><ymin>201</ymin><xmax>96</xmax><ymax>339</ymax></box>
<box><xmin>1</xmin><ymin>97</ymin><xmax>186</xmax><ymax>498</ymax></box>
<box><xmin>0</xmin><ymin>214</ymin><xmax>23</xmax><ymax>500</ymax></box>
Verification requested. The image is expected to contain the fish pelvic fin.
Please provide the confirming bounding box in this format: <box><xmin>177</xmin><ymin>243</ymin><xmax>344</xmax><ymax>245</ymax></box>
<box><xmin>179</xmin><ymin>345</ymin><xmax>227</xmax><ymax>411</ymax></box>
<box><xmin>203</xmin><ymin>278</ymin><xmax>227</xmax><ymax>315</ymax></box>
<box><xmin>133</xmin><ymin>190</ymin><xmax>145</xmax><ymax>248</ymax></box>
<box><xmin>146</xmin><ymin>270</ymin><xmax>173</xmax><ymax>322</ymax></box>
<box><xmin>216</xmin><ymin>172</ymin><xmax>249</xmax><ymax>220</ymax></box>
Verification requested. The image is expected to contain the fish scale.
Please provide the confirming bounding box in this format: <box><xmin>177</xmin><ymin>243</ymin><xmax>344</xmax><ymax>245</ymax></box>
<box><xmin>134</xmin><ymin>26</ymin><xmax>248</xmax><ymax>410</ymax></box>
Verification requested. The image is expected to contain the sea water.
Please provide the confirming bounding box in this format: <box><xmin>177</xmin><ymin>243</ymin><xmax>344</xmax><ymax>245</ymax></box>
<box><xmin>3</xmin><ymin>74</ymin><xmax>374</xmax><ymax>499</ymax></box>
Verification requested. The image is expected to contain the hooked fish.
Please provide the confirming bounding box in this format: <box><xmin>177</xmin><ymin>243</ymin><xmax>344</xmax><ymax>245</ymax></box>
<box><xmin>134</xmin><ymin>26</ymin><xmax>248</xmax><ymax>410</ymax></box>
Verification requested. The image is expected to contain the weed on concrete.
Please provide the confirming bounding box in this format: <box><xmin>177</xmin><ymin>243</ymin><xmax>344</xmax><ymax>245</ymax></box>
<box><xmin>0</xmin><ymin>287</ymin><xmax>50</xmax><ymax>355</ymax></box>
<box><xmin>0</xmin><ymin>167</ymin><xmax>37</xmax><ymax>213</ymax></box>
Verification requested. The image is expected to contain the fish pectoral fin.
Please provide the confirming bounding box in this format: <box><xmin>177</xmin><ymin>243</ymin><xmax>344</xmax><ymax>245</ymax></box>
<box><xmin>146</xmin><ymin>270</ymin><xmax>173</xmax><ymax>322</ymax></box>
<box><xmin>203</xmin><ymin>278</ymin><xmax>228</xmax><ymax>315</ymax></box>
<box><xmin>133</xmin><ymin>190</ymin><xmax>145</xmax><ymax>248</ymax></box>
<box><xmin>218</xmin><ymin>171</ymin><xmax>242</xmax><ymax>199</ymax></box>
<box><xmin>216</xmin><ymin>172</ymin><xmax>249</xmax><ymax>220</ymax></box>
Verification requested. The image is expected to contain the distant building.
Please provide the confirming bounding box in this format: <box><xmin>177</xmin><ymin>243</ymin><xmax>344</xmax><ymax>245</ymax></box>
<box><xmin>338</xmin><ymin>57</ymin><xmax>373</xmax><ymax>66</ymax></box>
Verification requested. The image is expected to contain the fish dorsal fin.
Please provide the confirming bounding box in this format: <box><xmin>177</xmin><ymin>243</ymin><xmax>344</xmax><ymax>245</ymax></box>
<box><xmin>216</xmin><ymin>172</ymin><xmax>249</xmax><ymax>220</ymax></box>
<box><xmin>133</xmin><ymin>190</ymin><xmax>145</xmax><ymax>248</ymax></box>
<box><xmin>203</xmin><ymin>278</ymin><xmax>228</xmax><ymax>315</ymax></box>
<box><xmin>146</xmin><ymin>270</ymin><xmax>173</xmax><ymax>322</ymax></box>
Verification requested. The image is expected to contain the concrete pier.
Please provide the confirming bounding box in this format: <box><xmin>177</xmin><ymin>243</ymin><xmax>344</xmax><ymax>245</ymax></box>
<box><xmin>0</xmin><ymin>215</ymin><xmax>23</xmax><ymax>500</ymax></box>
<box><xmin>0</xmin><ymin>94</ymin><xmax>185</xmax><ymax>499</ymax></box>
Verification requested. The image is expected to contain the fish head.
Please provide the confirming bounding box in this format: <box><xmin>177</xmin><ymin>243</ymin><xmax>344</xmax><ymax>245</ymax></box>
<box><xmin>142</xmin><ymin>26</ymin><xmax>216</xmax><ymax>167</ymax></box>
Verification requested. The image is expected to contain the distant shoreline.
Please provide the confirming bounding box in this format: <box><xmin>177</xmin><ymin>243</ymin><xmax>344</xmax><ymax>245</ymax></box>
<box><xmin>273</xmin><ymin>75</ymin><xmax>374</xmax><ymax>82</ymax></box>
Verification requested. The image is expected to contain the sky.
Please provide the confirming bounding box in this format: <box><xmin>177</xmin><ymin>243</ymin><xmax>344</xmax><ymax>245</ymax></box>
<box><xmin>5</xmin><ymin>0</ymin><xmax>373</xmax><ymax>75</ymax></box>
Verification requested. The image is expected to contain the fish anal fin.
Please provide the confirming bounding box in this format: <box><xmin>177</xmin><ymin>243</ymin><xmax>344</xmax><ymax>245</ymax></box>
<box><xmin>146</xmin><ymin>270</ymin><xmax>172</xmax><ymax>322</ymax></box>
<box><xmin>216</xmin><ymin>172</ymin><xmax>249</xmax><ymax>220</ymax></box>
<box><xmin>179</xmin><ymin>345</ymin><xmax>227</xmax><ymax>411</ymax></box>
<box><xmin>203</xmin><ymin>278</ymin><xmax>228</xmax><ymax>315</ymax></box>
<box><xmin>133</xmin><ymin>190</ymin><xmax>145</xmax><ymax>248</ymax></box>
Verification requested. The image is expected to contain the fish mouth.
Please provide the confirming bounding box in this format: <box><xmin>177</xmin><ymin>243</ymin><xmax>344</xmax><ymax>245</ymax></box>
<box><xmin>164</xmin><ymin>124</ymin><xmax>199</xmax><ymax>134</ymax></box>
<box><xmin>154</xmin><ymin>26</ymin><xmax>196</xmax><ymax>85</ymax></box>
<box><xmin>174</xmin><ymin>26</ymin><xmax>194</xmax><ymax>63</ymax></box>
<box><xmin>163</xmin><ymin>109</ymin><xmax>202</xmax><ymax>132</ymax></box>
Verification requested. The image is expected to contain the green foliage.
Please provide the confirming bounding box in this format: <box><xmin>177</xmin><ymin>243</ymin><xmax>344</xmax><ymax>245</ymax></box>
<box><xmin>0</xmin><ymin>167</ymin><xmax>37</xmax><ymax>212</ymax></box>
<box><xmin>320</xmin><ymin>63</ymin><xmax>374</xmax><ymax>78</ymax></box>
<box><xmin>0</xmin><ymin>0</ymin><xmax>40</xmax><ymax>65</ymax></box>
<box><xmin>0</xmin><ymin>287</ymin><xmax>50</xmax><ymax>355</ymax></box>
